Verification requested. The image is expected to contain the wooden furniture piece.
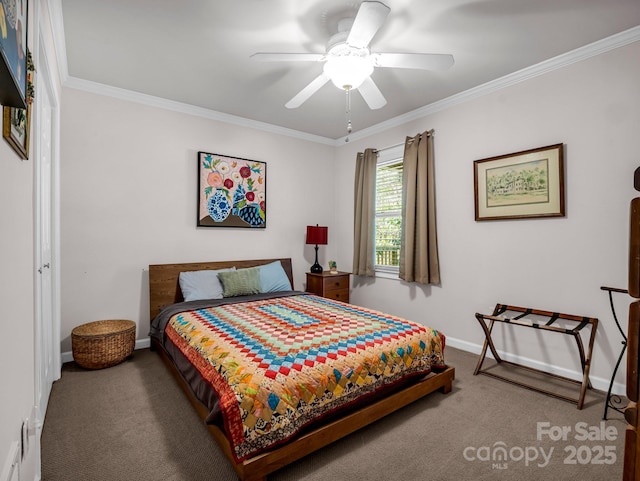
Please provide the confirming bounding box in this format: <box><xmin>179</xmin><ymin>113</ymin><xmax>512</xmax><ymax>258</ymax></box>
<box><xmin>474</xmin><ymin>303</ymin><xmax>598</xmax><ymax>409</ymax></box>
<box><xmin>71</xmin><ymin>319</ymin><xmax>136</xmax><ymax>369</ymax></box>
<box><xmin>149</xmin><ymin>258</ymin><xmax>454</xmax><ymax>481</ymax></box>
<box><xmin>623</xmin><ymin>194</ymin><xmax>640</xmax><ymax>481</ymax></box>
<box><xmin>306</xmin><ymin>271</ymin><xmax>350</xmax><ymax>303</ymax></box>
<box><xmin>625</xmin><ymin>301</ymin><xmax>640</xmax><ymax>481</ymax></box>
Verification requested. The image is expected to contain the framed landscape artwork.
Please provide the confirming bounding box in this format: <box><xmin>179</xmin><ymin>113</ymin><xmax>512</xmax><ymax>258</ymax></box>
<box><xmin>198</xmin><ymin>151</ymin><xmax>266</xmax><ymax>228</ymax></box>
<box><xmin>474</xmin><ymin>144</ymin><xmax>565</xmax><ymax>221</ymax></box>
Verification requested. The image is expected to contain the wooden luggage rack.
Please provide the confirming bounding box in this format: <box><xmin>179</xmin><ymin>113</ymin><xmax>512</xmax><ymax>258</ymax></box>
<box><xmin>473</xmin><ymin>303</ymin><xmax>598</xmax><ymax>409</ymax></box>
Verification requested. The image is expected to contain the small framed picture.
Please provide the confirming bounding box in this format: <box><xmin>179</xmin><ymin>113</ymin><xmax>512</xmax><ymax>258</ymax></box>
<box><xmin>2</xmin><ymin>105</ymin><xmax>30</xmax><ymax>159</ymax></box>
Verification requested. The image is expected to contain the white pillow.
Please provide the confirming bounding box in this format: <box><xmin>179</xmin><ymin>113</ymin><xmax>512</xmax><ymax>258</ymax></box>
<box><xmin>179</xmin><ymin>267</ymin><xmax>235</xmax><ymax>301</ymax></box>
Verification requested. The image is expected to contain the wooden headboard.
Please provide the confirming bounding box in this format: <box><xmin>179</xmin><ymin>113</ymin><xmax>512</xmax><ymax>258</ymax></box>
<box><xmin>148</xmin><ymin>258</ymin><xmax>294</xmax><ymax>320</ymax></box>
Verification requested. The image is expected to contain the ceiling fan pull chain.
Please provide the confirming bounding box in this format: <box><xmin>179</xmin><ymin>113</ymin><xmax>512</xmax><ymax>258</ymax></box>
<box><xmin>345</xmin><ymin>88</ymin><xmax>353</xmax><ymax>142</ymax></box>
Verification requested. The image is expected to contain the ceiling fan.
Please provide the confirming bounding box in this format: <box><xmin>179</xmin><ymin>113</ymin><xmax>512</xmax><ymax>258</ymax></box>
<box><xmin>251</xmin><ymin>1</ymin><xmax>454</xmax><ymax>110</ymax></box>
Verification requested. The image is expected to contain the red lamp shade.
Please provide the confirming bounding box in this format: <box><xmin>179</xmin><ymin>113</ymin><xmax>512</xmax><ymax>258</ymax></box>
<box><xmin>306</xmin><ymin>225</ymin><xmax>328</xmax><ymax>245</ymax></box>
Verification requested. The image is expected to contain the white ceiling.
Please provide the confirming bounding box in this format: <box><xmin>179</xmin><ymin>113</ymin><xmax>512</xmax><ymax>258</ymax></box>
<box><xmin>57</xmin><ymin>0</ymin><xmax>640</xmax><ymax>141</ymax></box>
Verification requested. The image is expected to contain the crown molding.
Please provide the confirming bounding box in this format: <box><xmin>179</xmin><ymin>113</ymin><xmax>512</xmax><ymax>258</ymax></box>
<box><xmin>337</xmin><ymin>25</ymin><xmax>640</xmax><ymax>146</ymax></box>
<box><xmin>63</xmin><ymin>77</ymin><xmax>336</xmax><ymax>145</ymax></box>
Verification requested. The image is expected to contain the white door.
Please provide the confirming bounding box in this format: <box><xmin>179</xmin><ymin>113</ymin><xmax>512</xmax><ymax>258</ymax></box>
<box><xmin>34</xmin><ymin>41</ymin><xmax>60</xmax><ymax>433</ymax></box>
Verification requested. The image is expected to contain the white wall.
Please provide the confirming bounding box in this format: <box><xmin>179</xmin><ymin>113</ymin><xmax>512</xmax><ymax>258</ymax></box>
<box><xmin>0</xmin><ymin>1</ymin><xmax>62</xmax><ymax>480</ymax></box>
<box><xmin>59</xmin><ymin>91</ymin><xmax>336</xmax><ymax>352</ymax></box>
<box><xmin>0</xmin><ymin>138</ymin><xmax>35</xmax><ymax>480</ymax></box>
<box><xmin>333</xmin><ymin>40</ymin><xmax>640</xmax><ymax>391</ymax></box>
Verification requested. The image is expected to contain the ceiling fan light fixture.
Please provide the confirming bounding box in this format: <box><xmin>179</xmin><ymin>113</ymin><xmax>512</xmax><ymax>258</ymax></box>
<box><xmin>323</xmin><ymin>55</ymin><xmax>373</xmax><ymax>90</ymax></box>
<box><xmin>253</xmin><ymin>1</ymin><xmax>454</xmax><ymax>111</ymax></box>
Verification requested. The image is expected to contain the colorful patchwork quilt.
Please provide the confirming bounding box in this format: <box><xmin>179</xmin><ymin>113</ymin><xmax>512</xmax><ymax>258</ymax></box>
<box><xmin>163</xmin><ymin>293</ymin><xmax>446</xmax><ymax>461</ymax></box>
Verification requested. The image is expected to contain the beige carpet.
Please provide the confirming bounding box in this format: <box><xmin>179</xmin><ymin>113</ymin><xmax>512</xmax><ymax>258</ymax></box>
<box><xmin>41</xmin><ymin>346</ymin><xmax>626</xmax><ymax>480</ymax></box>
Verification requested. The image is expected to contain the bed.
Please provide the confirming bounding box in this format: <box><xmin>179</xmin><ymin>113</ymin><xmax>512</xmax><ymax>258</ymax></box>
<box><xmin>149</xmin><ymin>258</ymin><xmax>454</xmax><ymax>481</ymax></box>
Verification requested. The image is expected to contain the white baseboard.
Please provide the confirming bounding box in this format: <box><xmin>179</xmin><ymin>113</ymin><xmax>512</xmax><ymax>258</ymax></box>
<box><xmin>445</xmin><ymin>335</ymin><xmax>625</xmax><ymax>396</ymax></box>
<box><xmin>60</xmin><ymin>351</ymin><xmax>72</xmax><ymax>364</ymax></box>
<box><xmin>60</xmin><ymin>337</ymin><xmax>151</xmax><ymax>365</ymax></box>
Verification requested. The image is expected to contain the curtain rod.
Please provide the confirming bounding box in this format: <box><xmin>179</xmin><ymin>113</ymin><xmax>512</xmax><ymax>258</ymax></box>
<box><xmin>374</xmin><ymin>141</ymin><xmax>404</xmax><ymax>154</ymax></box>
<box><xmin>374</xmin><ymin>129</ymin><xmax>435</xmax><ymax>153</ymax></box>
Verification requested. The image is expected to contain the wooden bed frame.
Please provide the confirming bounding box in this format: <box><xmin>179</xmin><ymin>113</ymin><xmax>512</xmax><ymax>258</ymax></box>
<box><xmin>148</xmin><ymin>258</ymin><xmax>455</xmax><ymax>481</ymax></box>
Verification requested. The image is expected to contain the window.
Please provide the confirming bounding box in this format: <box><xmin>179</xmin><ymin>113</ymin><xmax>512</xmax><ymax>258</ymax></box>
<box><xmin>375</xmin><ymin>145</ymin><xmax>404</xmax><ymax>274</ymax></box>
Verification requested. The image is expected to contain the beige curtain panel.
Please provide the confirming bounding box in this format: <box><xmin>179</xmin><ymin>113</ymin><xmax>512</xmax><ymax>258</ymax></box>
<box><xmin>352</xmin><ymin>148</ymin><xmax>378</xmax><ymax>277</ymax></box>
<box><xmin>399</xmin><ymin>131</ymin><xmax>440</xmax><ymax>284</ymax></box>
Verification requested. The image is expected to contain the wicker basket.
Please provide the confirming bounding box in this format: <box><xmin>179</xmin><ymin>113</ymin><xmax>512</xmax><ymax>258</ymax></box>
<box><xmin>72</xmin><ymin>319</ymin><xmax>136</xmax><ymax>369</ymax></box>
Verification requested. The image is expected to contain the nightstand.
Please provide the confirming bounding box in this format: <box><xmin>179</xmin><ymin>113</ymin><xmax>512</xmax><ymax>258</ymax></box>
<box><xmin>306</xmin><ymin>271</ymin><xmax>350</xmax><ymax>303</ymax></box>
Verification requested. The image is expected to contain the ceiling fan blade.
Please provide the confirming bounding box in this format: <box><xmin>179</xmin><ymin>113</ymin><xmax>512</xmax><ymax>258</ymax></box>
<box><xmin>357</xmin><ymin>77</ymin><xmax>387</xmax><ymax>110</ymax></box>
<box><xmin>347</xmin><ymin>1</ymin><xmax>390</xmax><ymax>49</ymax></box>
<box><xmin>251</xmin><ymin>52</ymin><xmax>325</xmax><ymax>62</ymax></box>
<box><xmin>372</xmin><ymin>53</ymin><xmax>454</xmax><ymax>70</ymax></box>
<box><xmin>285</xmin><ymin>73</ymin><xmax>330</xmax><ymax>109</ymax></box>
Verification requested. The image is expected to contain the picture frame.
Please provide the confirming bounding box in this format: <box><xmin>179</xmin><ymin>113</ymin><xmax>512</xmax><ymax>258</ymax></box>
<box><xmin>198</xmin><ymin>151</ymin><xmax>266</xmax><ymax>228</ymax></box>
<box><xmin>0</xmin><ymin>0</ymin><xmax>28</xmax><ymax>109</ymax></box>
<box><xmin>2</xmin><ymin>104</ymin><xmax>30</xmax><ymax>159</ymax></box>
<box><xmin>474</xmin><ymin>143</ymin><xmax>564</xmax><ymax>221</ymax></box>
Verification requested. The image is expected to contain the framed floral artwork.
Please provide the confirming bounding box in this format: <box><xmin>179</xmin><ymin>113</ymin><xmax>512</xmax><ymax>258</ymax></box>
<box><xmin>198</xmin><ymin>151</ymin><xmax>266</xmax><ymax>228</ymax></box>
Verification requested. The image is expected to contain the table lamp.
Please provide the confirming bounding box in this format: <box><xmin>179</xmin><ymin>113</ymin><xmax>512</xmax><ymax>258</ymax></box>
<box><xmin>306</xmin><ymin>225</ymin><xmax>328</xmax><ymax>273</ymax></box>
